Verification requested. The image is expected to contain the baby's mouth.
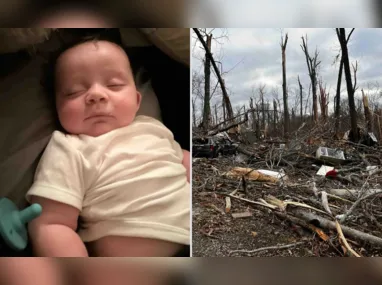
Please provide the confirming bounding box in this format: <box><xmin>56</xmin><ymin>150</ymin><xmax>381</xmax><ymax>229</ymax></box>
<box><xmin>85</xmin><ymin>113</ymin><xmax>113</xmax><ymax>120</ymax></box>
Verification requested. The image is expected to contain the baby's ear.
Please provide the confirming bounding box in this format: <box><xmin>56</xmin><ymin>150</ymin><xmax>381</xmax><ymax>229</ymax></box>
<box><xmin>136</xmin><ymin>91</ymin><xmax>142</xmax><ymax>109</ymax></box>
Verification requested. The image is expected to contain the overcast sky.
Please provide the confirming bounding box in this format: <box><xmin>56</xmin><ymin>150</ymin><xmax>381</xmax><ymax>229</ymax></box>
<box><xmin>192</xmin><ymin>28</ymin><xmax>382</xmax><ymax>117</ymax></box>
<box><xmin>189</xmin><ymin>0</ymin><xmax>377</xmax><ymax>27</ymax></box>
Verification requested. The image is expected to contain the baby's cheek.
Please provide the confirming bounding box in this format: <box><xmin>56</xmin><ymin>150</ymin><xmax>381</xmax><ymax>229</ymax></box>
<box><xmin>117</xmin><ymin>97</ymin><xmax>139</xmax><ymax>119</ymax></box>
<box><xmin>58</xmin><ymin>102</ymin><xmax>84</xmax><ymax>131</ymax></box>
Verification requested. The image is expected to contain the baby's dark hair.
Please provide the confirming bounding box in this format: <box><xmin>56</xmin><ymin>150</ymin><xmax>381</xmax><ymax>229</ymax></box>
<box><xmin>40</xmin><ymin>28</ymin><xmax>126</xmax><ymax>132</ymax></box>
<box><xmin>41</xmin><ymin>28</ymin><xmax>124</xmax><ymax>102</ymax></box>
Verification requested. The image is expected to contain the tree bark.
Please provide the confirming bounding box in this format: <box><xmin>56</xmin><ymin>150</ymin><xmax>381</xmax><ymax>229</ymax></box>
<box><xmin>249</xmin><ymin>97</ymin><xmax>255</xmax><ymax>130</ymax></box>
<box><xmin>202</xmin><ymin>34</ymin><xmax>212</xmax><ymax>130</ymax></box>
<box><xmin>335</xmin><ymin>55</ymin><xmax>344</xmax><ymax>133</ymax></box>
<box><xmin>318</xmin><ymin>80</ymin><xmax>328</xmax><ymax>122</ymax></box>
<box><xmin>192</xmin><ymin>98</ymin><xmax>197</xmax><ymax>128</ymax></box>
<box><xmin>260</xmin><ymin>85</ymin><xmax>266</xmax><ymax>131</ymax></box>
<box><xmin>281</xmin><ymin>33</ymin><xmax>289</xmax><ymax>138</ymax></box>
<box><xmin>336</xmin><ymin>28</ymin><xmax>358</xmax><ymax>142</ymax></box>
<box><xmin>298</xmin><ymin>75</ymin><xmax>303</xmax><ymax>122</ymax></box>
<box><xmin>273</xmin><ymin>99</ymin><xmax>278</xmax><ymax>133</ymax></box>
<box><xmin>362</xmin><ymin>89</ymin><xmax>372</xmax><ymax>132</ymax></box>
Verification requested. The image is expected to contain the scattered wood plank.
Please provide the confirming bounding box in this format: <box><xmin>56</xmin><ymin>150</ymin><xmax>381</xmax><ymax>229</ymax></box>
<box><xmin>232</xmin><ymin>211</ymin><xmax>253</xmax><ymax>219</ymax></box>
<box><xmin>225</xmin><ymin>197</ymin><xmax>231</xmax><ymax>213</ymax></box>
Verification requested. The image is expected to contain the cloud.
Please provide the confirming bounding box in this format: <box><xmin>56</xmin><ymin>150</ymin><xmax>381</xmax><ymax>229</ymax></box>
<box><xmin>192</xmin><ymin>28</ymin><xmax>382</xmax><ymax>114</ymax></box>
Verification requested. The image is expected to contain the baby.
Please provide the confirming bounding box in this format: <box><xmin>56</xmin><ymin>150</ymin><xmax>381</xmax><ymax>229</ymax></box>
<box><xmin>25</xmin><ymin>38</ymin><xmax>190</xmax><ymax>257</ymax></box>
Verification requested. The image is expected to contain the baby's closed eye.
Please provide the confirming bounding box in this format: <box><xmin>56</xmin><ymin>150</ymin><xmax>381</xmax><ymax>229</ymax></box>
<box><xmin>66</xmin><ymin>89</ymin><xmax>86</xmax><ymax>97</ymax></box>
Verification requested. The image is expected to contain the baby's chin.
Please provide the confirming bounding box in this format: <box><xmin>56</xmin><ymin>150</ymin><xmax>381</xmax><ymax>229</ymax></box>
<box><xmin>83</xmin><ymin>124</ymin><xmax>120</xmax><ymax>137</ymax></box>
<box><xmin>65</xmin><ymin>123</ymin><xmax>121</xmax><ymax>137</ymax></box>
<box><xmin>62</xmin><ymin>118</ymin><xmax>136</xmax><ymax>137</ymax></box>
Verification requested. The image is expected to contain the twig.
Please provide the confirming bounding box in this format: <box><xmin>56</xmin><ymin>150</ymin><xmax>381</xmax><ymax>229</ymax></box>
<box><xmin>208</xmin><ymin>204</ymin><xmax>226</xmax><ymax>215</ymax></box>
<box><xmin>335</xmin><ymin>220</ymin><xmax>361</xmax><ymax>257</ymax></box>
<box><xmin>229</xmin><ymin>241</ymin><xmax>305</xmax><ymax>255</ymax></box>
<box><xmin>285</xmin><ymin>201</ymin><xmax>332</xmax><ymax>217</ymax></box>
<box><xmin>226</xmin><ymin>194</ymin><xmax>278</xmax><ymax>210</ymax></box>
<box><xmin>321</xmin><ymin>191</ymin><xmax>333</xmax><ymax>216</ymax></box>
<box><xmin>325</xmin><ymin>193</ymin><xmax>353</xmax><ymax>204</ymax></box>
<box><xmin>337</xmin><ymin>190</ymin><xmax>382</xmax><ymax>223</ymax></box>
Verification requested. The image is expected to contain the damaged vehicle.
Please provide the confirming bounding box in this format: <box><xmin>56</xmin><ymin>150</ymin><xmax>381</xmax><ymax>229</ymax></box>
<box><xmin>192</xmin><ymin>134</ymin><xmax>238</xmax><ymax>158</ymax></box>
<box><xmin>216</xmin><ymin>137</ymin><xmax>239</xmax><ymax>156</ymax></box>
<box><xmin>192</xmin><ymin>137</ymin><xmax>220</xmax><ymax>158</ymax></box>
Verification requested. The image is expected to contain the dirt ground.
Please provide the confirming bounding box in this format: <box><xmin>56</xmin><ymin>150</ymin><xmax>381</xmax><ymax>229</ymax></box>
<box><xmin>192</xmin><ymin>145</ymin><xmax>382</xmax><ymax>257</ymax></box>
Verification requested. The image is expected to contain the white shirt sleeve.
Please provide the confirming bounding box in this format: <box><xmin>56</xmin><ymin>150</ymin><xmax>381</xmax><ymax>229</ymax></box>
<box><xmin>25</xmin><ymin>131</ymin><xmax>85</xmax><ymax>210</ymax></box>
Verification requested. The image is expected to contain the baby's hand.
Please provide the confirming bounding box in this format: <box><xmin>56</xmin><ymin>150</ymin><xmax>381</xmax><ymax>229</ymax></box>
<box><xmin>182</xmin><ymin>149</ymin><xmax>190</xmax><ymax>183</ymax></box>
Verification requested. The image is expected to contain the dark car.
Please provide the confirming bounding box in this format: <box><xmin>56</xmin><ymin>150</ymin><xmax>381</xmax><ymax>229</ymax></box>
<box><xmin>192</xmin><ymin>136</ymin><xmax>239</xmax><ymax>158</ymax></box>
<box><xmin>217</xmin><ymin>137</ymin><xmax>239</xmax><ymax>155</ymax></box>
<box><xmin>192</xmin><ymin>137</ymin><xmax>220</xmax><ymax>158</ymax></box>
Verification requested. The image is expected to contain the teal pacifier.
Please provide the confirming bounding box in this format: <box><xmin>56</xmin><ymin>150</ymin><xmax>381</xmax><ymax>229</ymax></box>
<box><xmin>0</xmin><ymin>198</ymin><xmax>42</xmax><ymax>251</ymax></box>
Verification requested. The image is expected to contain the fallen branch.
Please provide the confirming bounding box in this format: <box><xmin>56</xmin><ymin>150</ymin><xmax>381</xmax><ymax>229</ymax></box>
<box><xmin>329</xmin><ymin>189</ymin><xmax>382</xmax><ymax>200</ymax></box>
<box><xmin>294</xmin><ymin>210</ymin><xmax>382</xmax><ymax>247</ymax></box>
<box><xmin>325</xmin><ymin>193</ymin><xmax>353</xmax><ymax>204</ymax></box>
<box><xmin>274</xmin><ymin>212</ymin><xmax>343</xmax><ymax>255</ymax></box>
<box><xmin>285</xmin><ymin>201</ymin><xmax>331</xmax><ymax>217</ymax></box>
<box><xmin>321</xmin><ymin>191</ymin><xmax>333</xmax><ymax>216</ymax></box>
<box><xmin>337</xmin><ymin>189</ymin><xmax>382</xmax><ymax>223</ymax></box>
<box><xmin>229</xmin><ymin>241</ymin><xmax>305</xmax><ymax>256</ymax></box>
<box><xmin>226</xmin><ymin>194</ymin><xmax>277</xmax><ymax>210</ymax></box>
<box><xmin>335</xmin><ymin>220</ymin><xmax>361</xmax><ymax>257</ymax></box>
<box><xmin>207</xmin><ymin>113</ymin><xmax>248</xmax><ymax>136</ymax></box>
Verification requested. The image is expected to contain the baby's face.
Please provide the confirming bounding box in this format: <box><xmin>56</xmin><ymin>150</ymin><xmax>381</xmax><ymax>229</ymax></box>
<box><xmin>55</xmin><ymin>40</ymin><xmax>141</xmax><ymax>137</ymax></box>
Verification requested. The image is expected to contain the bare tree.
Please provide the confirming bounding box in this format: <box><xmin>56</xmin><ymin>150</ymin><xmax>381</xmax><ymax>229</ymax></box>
<box><xmin>301</xmin><ymin>35</ymin><xmax>321</xmax><ymax>123</ymax></box>
<box><xmin>273</xmin><ymin>99</ymin><xmax>278</xmax><ymax>133</ymax></box>
<box><xmin>201</xmin><ymin>33</ymin><xmax>213</xmax><ymax>129</ymax></box>
<box><xmin>259</xmin><ymin>84</ymin><xmax>266</xmax><ymax>130</ymax></box>
<box><xmin>249</xmin><ymin>97</ymin><xmax>256</xmax><ymax>131</ymax></box>
<box><xmin>336</xmin><ymin>28</ymin><xmax>358</xmax><ymax>141</ymax></box>
<box><xmin>318</xmin><ymin>79</ymin><xmax>329</xmax><ymax>122</ymax></box>
<box><xmin>298</xmin><ymin>75</ymin><xmax>303</xmax><ymax>122</ymax></box>
<box><xmin>362</xmin><ymin>89</ymin><xmax>373</xmax><ymax>132</ymax></box>
<box><xmin>334</xmin><ymin>52</ymin><xmax>344</xmax><ymax>133</ymax></box>
<box><xmin>192</xmin><ymin>71</ymin><xmax>204</xmax><ymax>126</ymax></box>
<box><xmin>193</xmin><ymin>28</ymin><xmax>234</xmax><ymax>127</ymax></box>
<box><xmin>281</xmin><ymin>32</ymin><xmax>289</xmax><ymax>138</ymax></box>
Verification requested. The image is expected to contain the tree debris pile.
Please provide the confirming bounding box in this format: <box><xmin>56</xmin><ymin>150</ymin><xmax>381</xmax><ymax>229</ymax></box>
<box><xmin>192</xmin><ymin>136</ymin><xmax>382</xmax><ymax>257</ymax></box>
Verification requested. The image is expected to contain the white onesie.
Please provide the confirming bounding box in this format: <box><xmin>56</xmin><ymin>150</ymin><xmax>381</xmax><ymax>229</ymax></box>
<box><xmin>25</xmin><ymin>115</ymin><xmax>190</xmax><ymax>245</ymax></box>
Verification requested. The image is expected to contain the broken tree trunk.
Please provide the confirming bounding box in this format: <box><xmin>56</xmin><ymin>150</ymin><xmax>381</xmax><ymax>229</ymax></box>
<box><xmin>250</xmin><ymin>97</ymin><xmax>256</xmax><ymax>131</ymax></box>
<box><xmin>273</xmin><ymin>99</ymin><xmax>278</xmax><ymax>133</ymax></box>
<box><xmin>281</xmin><ymin>33</ymin><xmax>289</xmax><ymax>138</ymax></box>
<box><xmin>336</xmin><ymin>28</ymin><xmax>358</xmax><ymax>142</ymax></box>
<box><xmin>362</xmin><ymin>89</ymin><xmax>373</xmax><ymax>132</ymax></box>
<box><xmin>208</xmin><ymin>112</ymin><xmax>248</xmax><ymax>136</ymax></box>
<box><xmin>192</xmin><ymin>98</ymin><xmax>197</xmax><ymax>128</ymax></box>
<box><xmin>335</xmin><ymin>54</ymin><xmax>344</xmax><ymax>134</ymax></box>
<box><xmin>318</xmin><ymin>80</ymin><xmax>329</xmax><ymax>122</ymax></box>
<box><xmin>301</xmin><ymin>35</ymin><xmax>320</xmax><ymax>124</ymax></box>
<box><xmin>260</xmin><ymin>85</ymin><xmax>266</xmax><ymax>131</ymax></box>
<box><xmin>202</xmin><ymin>33</ymin><xmax>212</xmax><ymax>130</ymax></box>
<box><xmin>193</xmin><ymin>28</ymin><xmax>234</xmax><ymax>123</ymax></box>
<box><xmin>298</xmin><ymin>75</ymin><xmax>303</xmax><ymax>122</ymax></box>
<box><xmin>214</xmin><ymin>104</ymin><xmax>218</xmax><ymax>126</ymax></box>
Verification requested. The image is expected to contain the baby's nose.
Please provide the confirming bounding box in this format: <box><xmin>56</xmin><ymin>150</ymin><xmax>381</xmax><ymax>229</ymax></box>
<box><xmin>86</xmin><ymin>89</ymin><xmax>107</xmax><ymax>104</ymax></box>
